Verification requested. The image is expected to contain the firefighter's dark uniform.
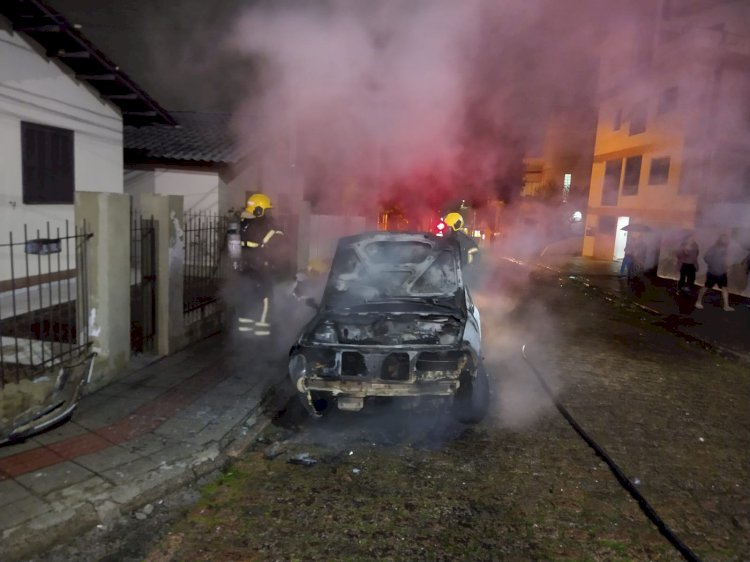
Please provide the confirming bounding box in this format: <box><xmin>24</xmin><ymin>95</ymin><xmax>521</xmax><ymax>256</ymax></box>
<box><xmin>237</xmin><ymin>212</ymin><xmax>284</xmax><ymax>336</ymax></box>
<box><xmin>448</xmin><ymin>229</ymin><xmax>480</xmax><ymax>267</ymax></box>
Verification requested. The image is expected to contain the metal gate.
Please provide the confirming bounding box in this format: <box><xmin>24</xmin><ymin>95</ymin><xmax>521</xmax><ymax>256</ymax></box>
<box><xmin>130</xmin><ymin>213</ymin><xmax>157</xmax><ymax>353</ymax></box>
<box><xmin>183</xmin><ymin>213</ymin><xmax>226</xmax><ymax>325</ymax></box>
<box><xmin>0</xmin><ymin>220</ymin><xmax>93</xmax><ymax>386</ymax></box>
<box><xmin>0</xmin><ymin>220</ymin><xmax>96</xmax><ymax>444</ymax></box>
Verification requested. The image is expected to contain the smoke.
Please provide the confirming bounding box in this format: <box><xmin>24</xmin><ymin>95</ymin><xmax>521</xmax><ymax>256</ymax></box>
<box><xmin>226</xmin><ymin>0</ymin><xmax>605</xmax><ymax>216</ymax></box>
<box><xmin>220</xmin><ymin>0</ymin><xmax>611</xmax><ymax>433</ymax></box>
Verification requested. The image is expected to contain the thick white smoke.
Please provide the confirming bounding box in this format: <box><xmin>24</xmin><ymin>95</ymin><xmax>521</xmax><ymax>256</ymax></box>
<box><xmin>225</xmin><ymin>0</ymin><xmax>607</xmax><ymax>219</ymax></box>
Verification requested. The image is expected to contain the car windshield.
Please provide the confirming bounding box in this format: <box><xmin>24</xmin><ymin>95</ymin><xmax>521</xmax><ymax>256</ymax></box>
<box><xmin>324</xmin><ymin>238</ymin><xmax>461</xmax><ymax>307</ymax></box>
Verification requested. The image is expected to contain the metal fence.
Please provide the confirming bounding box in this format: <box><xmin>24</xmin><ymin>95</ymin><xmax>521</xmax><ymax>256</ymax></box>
<box><xmin>130</xmin><ymin>212</ymin><xmax>157</xmax><ymax>353</ymax></box>
<box><xmin>0</xmin><ymin>221</ymin><xmax>92</xmax><ymax>387</ymax></box>
<box><xmin>183</xmin><ymin>213</ymin><xmax>227</xmax><ymax>325</ymax></box>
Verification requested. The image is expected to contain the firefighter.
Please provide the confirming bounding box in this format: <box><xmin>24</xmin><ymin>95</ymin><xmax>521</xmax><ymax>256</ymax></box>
<box><xmin>443</xmin><ymin>212</ymin><xmax>479</xmax><ymax>267</ymax></box>
<box><xmin>237</xmin><ymin>193</ymin><xmax>284</xmax><ymax>337</ymax></box>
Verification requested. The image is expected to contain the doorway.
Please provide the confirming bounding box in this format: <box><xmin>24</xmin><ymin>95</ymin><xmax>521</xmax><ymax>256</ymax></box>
<box><xmin>613</xmin><ymin>216</ymin><xmax>630</xmax><ymax>260</ymax></box>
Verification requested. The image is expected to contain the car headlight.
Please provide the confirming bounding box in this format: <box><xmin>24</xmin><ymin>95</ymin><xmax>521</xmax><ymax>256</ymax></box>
<box><xmin>312</xmin><ymin>322</ymin><xmax>338</xmax><ymax>344</ymax></box>
<box><xmin>289</xmin><ymin>354</ymin><xmax>307</xmax><ymax>380</ymax></box>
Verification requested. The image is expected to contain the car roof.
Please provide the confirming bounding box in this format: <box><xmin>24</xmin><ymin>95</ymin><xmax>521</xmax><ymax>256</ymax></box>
<box><xmin>336</xmin><ymin>231</ymin><xmax>459</xmax><ymax>251</ymax></box>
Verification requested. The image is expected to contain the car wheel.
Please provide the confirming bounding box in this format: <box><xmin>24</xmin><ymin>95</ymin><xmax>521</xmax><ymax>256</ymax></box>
<box><xmin>452</xmin><ymin>364</ymin><xmax>490</xmax><ymax>424</ymax></box>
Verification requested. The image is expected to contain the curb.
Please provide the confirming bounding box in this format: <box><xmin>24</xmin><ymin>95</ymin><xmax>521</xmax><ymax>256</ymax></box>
<box><xmin>531</xmin><ymin>260</ymin><xmax>750</xmax><ymax>366</ymax></box>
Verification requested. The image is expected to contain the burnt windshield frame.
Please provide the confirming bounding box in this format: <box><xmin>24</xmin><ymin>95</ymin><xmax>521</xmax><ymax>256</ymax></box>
<box><xmin>322</xmin><ymin>236</ymin><xmax>463</xmax><ymax>309</ymax></box>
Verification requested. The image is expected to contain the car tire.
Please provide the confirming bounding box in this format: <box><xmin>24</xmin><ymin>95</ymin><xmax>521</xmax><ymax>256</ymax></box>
<box><xmin>452</xmin><ymin>364</ymin><xmax>490</xmax><ymax>424</ymax></box>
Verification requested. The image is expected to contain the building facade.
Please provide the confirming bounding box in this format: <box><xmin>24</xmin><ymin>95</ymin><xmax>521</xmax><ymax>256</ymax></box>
<box><xmin>583</xmin><ymin>0</ymin><xmax>750</xmax><ymax>264</ymax></box>
<box><xmin>0</xmin><ymin>0</ymin><xmax>173</xmax><ymax>282</ymax></box>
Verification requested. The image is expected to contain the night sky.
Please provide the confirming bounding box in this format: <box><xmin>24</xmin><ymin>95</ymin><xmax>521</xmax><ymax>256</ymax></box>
<box><xmin>47</xmin><ymin>0</ymin><xmax>259</xmax><ymax>111</ymax></box>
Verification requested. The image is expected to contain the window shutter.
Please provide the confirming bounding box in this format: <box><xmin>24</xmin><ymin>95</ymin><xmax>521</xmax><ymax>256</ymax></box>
<box><xmin>21</xmin><ymin>122</ymin><xmax>74</xmax><ymax>204</ymax></box>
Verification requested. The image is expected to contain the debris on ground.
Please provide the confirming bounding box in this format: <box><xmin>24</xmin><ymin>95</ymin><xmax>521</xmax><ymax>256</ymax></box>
<box><xmin>263</xmin><ymin>441</ymin><xmax>287</xmax><ymax>460</ymax></box>
<box><xmin>287</xmin><ymin>452</ymin><xmax>318</xmax><ymax>466</ymax></box>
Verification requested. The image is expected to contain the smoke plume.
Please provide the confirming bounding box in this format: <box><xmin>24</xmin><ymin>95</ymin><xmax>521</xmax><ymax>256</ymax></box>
<box><xmin>227</xmin><ymin>0</ymin><xmax>605</xmax><ymax>217</ymax></box>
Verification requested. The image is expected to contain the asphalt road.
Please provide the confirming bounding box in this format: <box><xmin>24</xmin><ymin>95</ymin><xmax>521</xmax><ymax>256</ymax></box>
<box><xmin>37</xmin><ymin>263</ymin><xmax>750</xmax><ymax>561</ymax></box>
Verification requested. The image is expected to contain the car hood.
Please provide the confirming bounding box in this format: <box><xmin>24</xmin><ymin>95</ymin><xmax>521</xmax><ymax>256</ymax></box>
<box><xmin>310</xmin><ymin>308</ymin><xmax>466</xmax><ymax>347</ymax></box>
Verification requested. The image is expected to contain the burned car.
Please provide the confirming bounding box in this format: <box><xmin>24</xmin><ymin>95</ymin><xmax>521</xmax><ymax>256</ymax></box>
<box><xmin>288</xmin><ymin>231</ymin><xmax>489</xmax><ymax>423</ymax></box>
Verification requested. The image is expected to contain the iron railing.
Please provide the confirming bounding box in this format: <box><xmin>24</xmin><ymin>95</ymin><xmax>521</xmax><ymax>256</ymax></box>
<box><xmin>0</xmin><ymin>221</ymin><xmax>92</xmax><ymax>387</ymax></box>
<box><xmin>183</xmin><ymin>213</ymin><xmax>227</xmax><ymax>325</ymax></box>
<box><xmin>130</xmin><ymin>212</ymin><xmax>157</xmax><ymax>353</ymax></box>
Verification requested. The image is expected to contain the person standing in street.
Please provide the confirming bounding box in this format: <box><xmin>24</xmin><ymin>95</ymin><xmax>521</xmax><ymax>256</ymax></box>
<box><xmin>621</xmin><ymin>232</ymin><xmax>647</xmax><ymax>280</ymax></box>
<box><xmin>695</xmin><ymin>233</ymin><xmax>734</xmax><ymax>311</ymax></box>
<box><xmin>676</xmin><ymin>233</ymin><xmax>699</xmax><ymax>292</ymax></box>
<box><xmin>619</xmin><ymin>235</ymin><xmax>633</xmax><ymax>278</ymax></box>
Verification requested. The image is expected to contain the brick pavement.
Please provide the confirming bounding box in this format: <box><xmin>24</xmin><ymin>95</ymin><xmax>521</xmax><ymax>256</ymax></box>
<box><xmin>0</xmin><ymin>333</ymin><xmax>288</xmax><ymax>562</ymax></box>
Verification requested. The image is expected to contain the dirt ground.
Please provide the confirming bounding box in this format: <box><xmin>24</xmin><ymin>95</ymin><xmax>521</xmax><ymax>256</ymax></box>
<box><xmin>32</xmin><ymin>267</ymin><xmax>750</xmax><ymax>561</ymax></box>
<box><xmin>138</xmin><ymin>269</ymin><xmax>750</xmax><ymax>562</ymax></box>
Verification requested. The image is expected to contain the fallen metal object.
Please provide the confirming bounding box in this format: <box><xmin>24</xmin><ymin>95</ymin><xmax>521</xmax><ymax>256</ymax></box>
<box><xmin>0</xmin><ymin>352</ymin><xmax>96</xmax><ymax>445</ymax></box>
<box><xmin>287</xmin><ymin>452</ymin><xmax>318</xmax><ymax>466</ymax></box>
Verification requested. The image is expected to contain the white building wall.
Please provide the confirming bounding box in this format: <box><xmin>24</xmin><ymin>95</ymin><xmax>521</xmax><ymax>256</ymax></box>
<box><xmin>153</xmin><ymin>169</ymin><xmax>225</xmax><ymax>214</ymax></box>
<box><xmin>0</xmin><ymin>25</ymin><xmax>124</xmax><ymax>281</ymax></box>
<box><xmin>123</xmin><ymin>170</ymin><xmax>156</xmax><ymax>197</ymax></box>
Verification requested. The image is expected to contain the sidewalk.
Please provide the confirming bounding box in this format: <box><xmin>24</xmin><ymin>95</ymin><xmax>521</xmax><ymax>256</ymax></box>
<box><xmin>0</xmin><ymin>333</ymin><xmax>289</xmax><ymax>562</ymax></box>
<box><xmin>535</xmin><ymin>255</ymin><xmax>750</xmax><ymax>364</ymax></box>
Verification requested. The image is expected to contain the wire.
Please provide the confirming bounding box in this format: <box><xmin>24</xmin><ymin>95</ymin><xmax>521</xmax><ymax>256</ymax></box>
<box><xmin>521</xmin><ymin>344</ymin><xmax>704</xmax><ymax>562</ymax></box>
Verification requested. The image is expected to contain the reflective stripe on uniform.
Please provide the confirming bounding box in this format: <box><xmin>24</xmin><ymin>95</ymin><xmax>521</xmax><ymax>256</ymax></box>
<box><xmin>241</xmin><ymin>230</ymin><xmax>283</xmax><ymax>248</ymax></box>
<box><xmin>259</xmin><ymin>297</ymin><xmax>269</xmax><ymax>325</ymax></box>
<box><xmin>262</xmin><ymin>229</ymin><xmax>283</xmax><ymax>246</ymax></box>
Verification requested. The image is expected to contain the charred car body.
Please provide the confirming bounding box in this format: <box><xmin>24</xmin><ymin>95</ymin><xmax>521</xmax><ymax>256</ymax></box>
<box><xmin>288</xmin><ymin>232</ymin><xmax>489</xmax><ymax>423</ymax></box>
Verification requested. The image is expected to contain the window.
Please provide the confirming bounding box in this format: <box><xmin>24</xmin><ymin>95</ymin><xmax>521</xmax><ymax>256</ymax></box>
<box><xmin>21</xmin><ymin>122</ymin><xmax>74</xmax><ymax>204</ymax></box>
<box><xmin>622</xmin><ymin>156</ymin><xmax>642</xmax><ymax>195</ymax></box>
<box><xmin>649</xmin><ymin>157</ymin><xmax>671</xmax><ymax>185</ymax></box>
<box><xmin>657</xmin><ymin>87</ymin><xmax>678</xmax><ymax>115</ymax></box>
<box><xmin>601</xmin><ymin>159</ymin><xmax>622</xmax><ymax>206</ymax></box>
<box><xmin>613</xmin><ymin>109</ymin><xmax>622</xmax><ymax>131</ymax></box>
<box><xmin>629</xmin><ymin>101</ymin><xmax>647</xmax><ymax>135</ymax></box>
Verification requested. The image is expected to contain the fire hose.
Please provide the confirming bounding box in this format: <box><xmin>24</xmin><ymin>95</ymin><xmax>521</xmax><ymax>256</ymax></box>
<box><xmin>521</xmin><ymin>344</ymin><xmax>703</xmax><ymax>562</ymax></box>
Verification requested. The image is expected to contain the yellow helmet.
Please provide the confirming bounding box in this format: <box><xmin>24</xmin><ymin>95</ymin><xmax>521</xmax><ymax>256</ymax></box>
<box><xmin>245</xmin><ymin>193</ymin><xmax>273</xmax><ymax>217</ymax></box>
<box><xmin>444</xmin><ymin>212</ymin><xmax>464</xmax><ymax>231</ymax></box>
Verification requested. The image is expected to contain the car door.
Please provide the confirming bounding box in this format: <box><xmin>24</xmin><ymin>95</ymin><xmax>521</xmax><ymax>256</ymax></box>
<box><xmin>463</xmin><ymin>287</ymin><xmax>481</xmax><ymax>352</ymax></box>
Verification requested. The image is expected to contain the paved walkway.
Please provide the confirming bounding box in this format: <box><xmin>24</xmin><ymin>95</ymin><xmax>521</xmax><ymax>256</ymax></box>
<box><xmin>0</xmin><ymin>334</ymin><xmax>289</xmax><ymax>562</ymax></box>
<box><xmin>535</xmin><ymin>255</ymin><xmax>750</xmax><ymax>363</ymax></box>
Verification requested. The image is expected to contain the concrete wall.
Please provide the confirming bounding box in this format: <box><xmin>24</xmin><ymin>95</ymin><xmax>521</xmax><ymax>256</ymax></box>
<box><xmin>139</xmin><ymin>194</ymin><xmax>186</xmax><ymax>355</ymax></box>
<box><xmin>75</xmin><ymin>192</ymin><xmax>131</xmax><ymax>389</ymax></box>
<box><xmin>0</xmin><ymin>24</ymin><xmax>123</xmax><ymax>281</ymax></box>
<box><xmin>307</xmin><ymin>214</ymin><xmax>368</xmax><ymax>266</ymax></box>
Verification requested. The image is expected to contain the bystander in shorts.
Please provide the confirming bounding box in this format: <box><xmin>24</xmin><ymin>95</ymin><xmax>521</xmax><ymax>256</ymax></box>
<box><xmin>705</xmin><ymin>272</ymin><xmax>728</xmax><ymax>288</ymax></box>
